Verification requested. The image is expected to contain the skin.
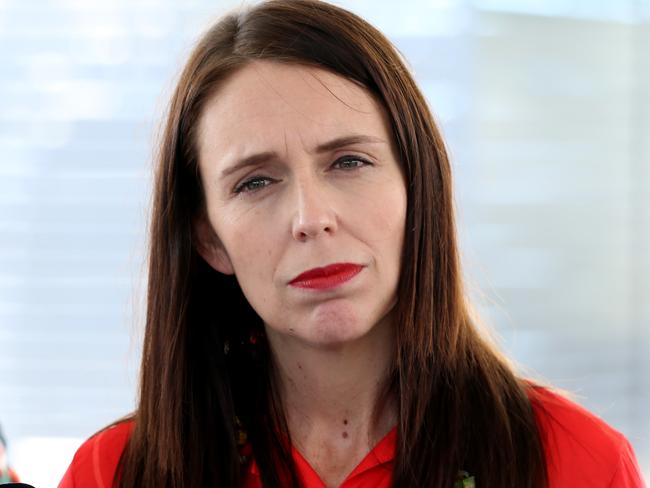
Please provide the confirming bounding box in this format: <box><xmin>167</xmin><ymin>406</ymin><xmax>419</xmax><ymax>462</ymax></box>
<box><xmin>195</xmin><ymin>60</ymin><xmax>406</xmax><ymax>487</ymax></box>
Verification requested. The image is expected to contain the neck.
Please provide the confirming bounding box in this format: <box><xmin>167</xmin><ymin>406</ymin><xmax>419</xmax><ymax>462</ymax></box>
<box><xmin>265</xmin><ymin>314</ymin><xmax>397</xmax><ymax>451</ymax></box>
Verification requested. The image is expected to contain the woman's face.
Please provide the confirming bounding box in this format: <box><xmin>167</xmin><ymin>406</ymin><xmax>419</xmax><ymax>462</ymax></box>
<box><xmin>195</xmin><ymin>60</ymin><xmax>406</xmax><ymax>348</ymax></box>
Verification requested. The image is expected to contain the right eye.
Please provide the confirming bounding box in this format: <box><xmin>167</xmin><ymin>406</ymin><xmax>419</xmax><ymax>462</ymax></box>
<box><xmin>233</xmin><ymin>176</ymin><xmax>275</xmax><ymax>194</ymax></box>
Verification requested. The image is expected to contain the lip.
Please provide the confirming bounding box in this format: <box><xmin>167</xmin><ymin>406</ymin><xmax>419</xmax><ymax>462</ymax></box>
<box><xmin>289</xmin><ymin>263</ymin><xmax>364</xmax><ymax>290</ymax></box>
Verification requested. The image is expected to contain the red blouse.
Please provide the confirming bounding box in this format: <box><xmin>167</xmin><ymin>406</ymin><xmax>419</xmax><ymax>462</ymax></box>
<box><xmin>58</xmin><ymin>387</ymin><xmax>646</xmax><ymax>487</ymax></box>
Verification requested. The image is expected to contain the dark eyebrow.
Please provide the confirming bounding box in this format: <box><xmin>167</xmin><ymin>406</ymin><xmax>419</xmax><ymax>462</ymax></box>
<box><xmin>220</xmin><ymin>134</ymin><xmax>386</xmax><ymax>178</ymax></box>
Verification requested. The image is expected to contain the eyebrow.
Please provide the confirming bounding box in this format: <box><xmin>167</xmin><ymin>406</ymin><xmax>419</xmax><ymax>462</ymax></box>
<box><xmin>220</xmin><ymin>134</ymin><xmax>386</xmax><ymax>178</ymax></box>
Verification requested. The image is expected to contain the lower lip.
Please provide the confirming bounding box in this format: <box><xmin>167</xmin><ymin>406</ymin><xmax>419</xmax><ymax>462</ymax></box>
<box><xmin>289</xmin><ymin>266</ymin><xmax>363</xmax><ymax>290</ymax></box>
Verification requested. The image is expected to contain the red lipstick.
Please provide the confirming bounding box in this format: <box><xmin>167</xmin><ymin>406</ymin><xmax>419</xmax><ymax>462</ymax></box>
<box><xmin>289</xmin><ymin>263</ymin><xmax>363</xmax><ymax>290</ymax></box>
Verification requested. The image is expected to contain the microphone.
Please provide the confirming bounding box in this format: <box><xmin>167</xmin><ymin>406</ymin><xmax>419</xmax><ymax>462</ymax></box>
<box><xmin>1</xmin><ymin>484</ymin><xmax>37</xmax><ymax>487</ymax></box>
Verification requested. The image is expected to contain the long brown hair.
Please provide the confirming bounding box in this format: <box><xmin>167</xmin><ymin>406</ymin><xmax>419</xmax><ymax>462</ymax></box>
<box><xmin>117</xmin><ymin>1</ymin><xmax>549</xmax><ymax>486</ymax></box>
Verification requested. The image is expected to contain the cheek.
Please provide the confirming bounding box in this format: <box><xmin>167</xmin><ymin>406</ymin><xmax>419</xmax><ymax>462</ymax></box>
<box><xmin>226</xmin><ymin>222</ymin><xmax>281</xmax><ymax>314</ymax></box>
<box><xmin>362</xmin><ymin>182</ymin><xmax>407</xmax><ymax>248</ymax></box>
<box><xmin>226</xmin><ymin>211</ymin><xmax>280</xmax><ymax>280</ymax></box>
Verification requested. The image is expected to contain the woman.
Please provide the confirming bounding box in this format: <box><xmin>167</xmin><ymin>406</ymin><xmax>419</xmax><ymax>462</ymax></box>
<box><xmin>59</xmin><ymin>1</ymin><xmax>645</xmax><ymax>487</ymax></box>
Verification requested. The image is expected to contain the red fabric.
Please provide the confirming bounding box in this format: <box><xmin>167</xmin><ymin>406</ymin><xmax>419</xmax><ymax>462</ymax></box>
<box><xmin>243</xmin><ymin>427</ymin><xmax>396</xmax><ymax>488</ymax></box>
<box><xmin>58</xmin><ymin>387</ymin><xmax>647</xmax><ymax>487</ymax></box>
<box><xmin>529</xmin><ymin>386</ymin><xmax>647</xmax><ymax>487</ymax></box>
<box><xmin>0</xmin><ymin>467</ymin><xmax>20</xmax><ymax>482</ymax></box>
<box><xmin>59</xmin><ymin>421</ymin><xmax>134</xmax><ymax>488</ymax></box>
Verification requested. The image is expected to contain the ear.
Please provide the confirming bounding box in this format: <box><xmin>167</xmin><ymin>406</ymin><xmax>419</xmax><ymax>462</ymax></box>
<box><xmin>192</xmin><ymin>216</ymin><xmax>235</xmax><ymax>275</ymax></box>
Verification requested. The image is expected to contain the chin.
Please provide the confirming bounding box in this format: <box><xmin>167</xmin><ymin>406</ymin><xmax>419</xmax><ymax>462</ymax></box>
<box><xmin>308</xmin><ymin>329</ymin><xmax>367</xmax><ymax>350</ymax></box>
<box><xmin>307</xmin><ymin>301</ymin><xmax>366</xmax><ymax>340</ymax></box>
<box><xmin>306</xmin><ymin>318</ymin><xmax>376</xmax><ymax>350</ymax></box>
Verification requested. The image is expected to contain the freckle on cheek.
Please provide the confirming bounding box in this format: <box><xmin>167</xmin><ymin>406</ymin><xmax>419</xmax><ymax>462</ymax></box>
<box><xmin>342</xmin><ymin>431</ymin><xmax>348</xmax><ymax>439</ymax></box>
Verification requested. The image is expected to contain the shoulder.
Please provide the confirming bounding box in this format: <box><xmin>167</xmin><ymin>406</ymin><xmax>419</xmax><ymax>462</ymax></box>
<box><xmin>527</xmin><ymin>385</ymin><xmax>646</xmax><ymax>487</ymax></box>
<box><xmin>58</xmin><ymin>420</ymin><xmax>135</xmax><ymax>488</ymax></box>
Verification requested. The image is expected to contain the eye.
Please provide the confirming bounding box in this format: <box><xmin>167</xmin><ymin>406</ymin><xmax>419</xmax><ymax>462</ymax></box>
<box><xmin>233</xmin><ymin>176</ymin><xmax>275</xmax><ymax>194</ymax></box>
<box><xmin>332</xmin><ymin>155</ymin><xmax>371</xmax><ymax>170</ymax></box>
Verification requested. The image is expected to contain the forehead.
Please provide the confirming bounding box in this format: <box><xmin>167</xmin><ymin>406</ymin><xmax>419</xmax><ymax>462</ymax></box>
<box><xmin>197</xmin><ymin>60</ymin><xmax>392</xmax><ymax>160</ymax></box>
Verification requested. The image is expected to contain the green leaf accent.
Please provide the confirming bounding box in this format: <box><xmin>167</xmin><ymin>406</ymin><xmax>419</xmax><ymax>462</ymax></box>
<box><xmin>454</xmin><ymin>471</ymin><xmax>475</xmax><ymax>488</ymax></box>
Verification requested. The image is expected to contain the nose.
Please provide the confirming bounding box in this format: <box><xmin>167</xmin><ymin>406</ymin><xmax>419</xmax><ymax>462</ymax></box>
<box><xmin>290</xmin><ymin>176</ymin><xmax>338</xmax><ymax>241</ymax></box>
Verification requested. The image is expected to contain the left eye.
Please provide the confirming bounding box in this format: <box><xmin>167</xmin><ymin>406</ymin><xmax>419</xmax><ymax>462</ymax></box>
<box><xmin>332</xmin><ymin>156</ymin><xmax>370</xmax><ymax>170</ymax></box>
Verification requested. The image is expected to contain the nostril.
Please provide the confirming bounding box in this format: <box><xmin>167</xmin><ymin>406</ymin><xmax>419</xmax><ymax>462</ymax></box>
<box><xmin>291</xmin><ymin>207</ymin><xmax>337</xmax><ymax>240</ymax></box>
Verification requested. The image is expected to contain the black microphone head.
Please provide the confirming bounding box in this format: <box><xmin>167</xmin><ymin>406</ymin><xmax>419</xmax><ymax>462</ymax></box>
<box><xmin>1</xmin><ymin>484</ymin><xmax>37</xmax><ymax>488</ymax></box>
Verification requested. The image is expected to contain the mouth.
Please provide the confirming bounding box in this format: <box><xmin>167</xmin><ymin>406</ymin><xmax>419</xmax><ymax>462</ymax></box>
<box><xmin>289</xmin><ymin>262</ymin><xmax>364</xmax><ymax>290</ymax></box>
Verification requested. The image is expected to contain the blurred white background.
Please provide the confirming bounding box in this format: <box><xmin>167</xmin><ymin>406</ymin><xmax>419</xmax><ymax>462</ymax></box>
<box><xmin>0</xmin><ymin>0</ymin><xmax>648</xmax><ymax>486</ymax></box>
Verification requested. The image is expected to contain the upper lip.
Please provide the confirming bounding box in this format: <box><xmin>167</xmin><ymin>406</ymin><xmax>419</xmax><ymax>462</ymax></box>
<box><xmin>289</xmin><ymin>262</ymin><xmax>363</xmax><ymax>284</ymax></box>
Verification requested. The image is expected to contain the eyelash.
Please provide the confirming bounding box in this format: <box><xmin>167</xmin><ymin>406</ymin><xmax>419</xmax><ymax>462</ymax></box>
<box><xmin>233</xmin><ymin>155</ymin><xmax>372</xmax><ymax>195</ymax></box>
